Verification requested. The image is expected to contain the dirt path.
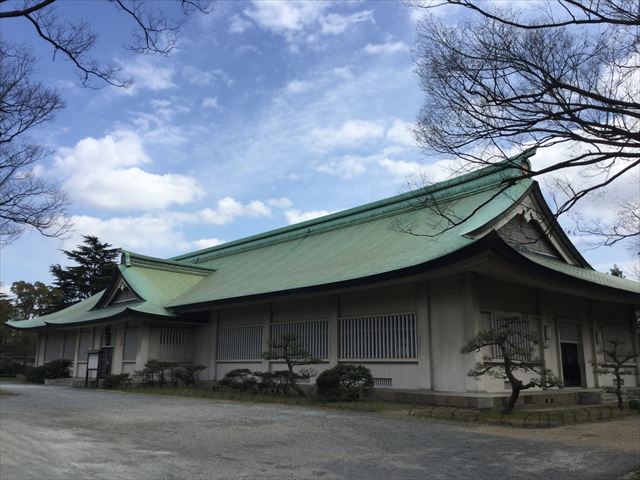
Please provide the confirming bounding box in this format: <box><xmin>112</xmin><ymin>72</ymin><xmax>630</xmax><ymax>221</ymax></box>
<box><xmin>467</xmin><ymin>417</ymin><xmax>640</xmax><ymax>453</ymax></box>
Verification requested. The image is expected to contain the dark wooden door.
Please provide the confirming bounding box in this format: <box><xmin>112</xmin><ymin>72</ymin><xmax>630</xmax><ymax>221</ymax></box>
<box><xmin>561</xmin><ymin>342</ymin><xmax>582</xmax><ymax>387</ymax></box>
<box><xmin>97</xmin><ymin>347</ymin><xmax>113</xmax><ymax>379</ymax></box>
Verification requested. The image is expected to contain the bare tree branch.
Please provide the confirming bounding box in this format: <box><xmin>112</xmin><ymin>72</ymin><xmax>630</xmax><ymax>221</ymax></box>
<box><xmin>410</xmin><ymin>1</ymin><xmax>639</xmax><ymax>246</ymax></box>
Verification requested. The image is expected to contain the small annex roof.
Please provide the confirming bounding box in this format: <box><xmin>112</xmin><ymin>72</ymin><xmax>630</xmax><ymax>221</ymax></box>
<box><xmin>7</xmin><ymin>252</ymin><xmax>214</xmax><ymax>330</ymax></box>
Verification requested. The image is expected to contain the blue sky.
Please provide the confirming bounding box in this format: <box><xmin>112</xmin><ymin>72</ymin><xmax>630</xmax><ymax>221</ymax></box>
<box><xmin>1</xmin><ymin>0</ymin><xmax>636</xmax><ymax>289</ymax></box>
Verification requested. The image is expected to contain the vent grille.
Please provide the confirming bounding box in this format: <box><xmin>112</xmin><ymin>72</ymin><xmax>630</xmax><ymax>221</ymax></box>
<box><xmin>373</xmin><ymin>377</ymin><xmax>392</xmax><ymax>388</ymax></box>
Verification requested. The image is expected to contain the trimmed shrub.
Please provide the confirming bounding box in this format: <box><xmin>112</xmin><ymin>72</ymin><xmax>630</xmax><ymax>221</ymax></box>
<box><xmin>24</xmin><ymin>365</ymin><xmax>47</xmax><ymax>384</ymax></box>
<box><xmin>219</xmin><ymin>369</ymin><xmax>257</xmax><ymax>391</ymax></box>
<box><xmin>132</xmin><ymin>360</ymin><xmax>178</xmax><ymax>386</ymax></box>
<box><xmin>316</xmin><ymin>364</ymin><xmax>374</xmax><ymax>402</ymax></box>
<box><xmin>629</xmin><ymin>399</ymin><xmax>640</xmax><ymax>411</ymax></box>
<box><xmin>170</xmin><ymin>364</ymin><xmax>207</xmax><ymax>387</ymax></box>
<box><xmin>102</xmin><ymin>373</ymin><xmax>130</xmax><ymax>389</ymax></box>
<box><xmin>43</xmin><ymin>359</ymin><xmax>72</xmax><ymax>379</ymax></box>
<box><xmin>0</xmin><ymin>358</ymin><xmax>25</xmax><ymax>376</ymax></box>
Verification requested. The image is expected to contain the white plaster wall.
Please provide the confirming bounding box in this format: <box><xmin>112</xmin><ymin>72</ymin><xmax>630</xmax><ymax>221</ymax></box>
<box><xmin>428</xmin><ymin>276</ymin><xmax>467</xmax><ymax>392</ymax></box>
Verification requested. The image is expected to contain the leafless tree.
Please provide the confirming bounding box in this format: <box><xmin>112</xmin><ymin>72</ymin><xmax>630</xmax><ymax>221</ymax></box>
<box><xmin>0</xmin><ymin>44</ymin><xmax>67</xmax><ymax>245</ymax></box>
<box><xmin>410</xmin><ymin>1</ymin><xmax>639</xmax><ymax>247</ymax></box>
<box><xmin>0</xmin><ymin>0</ymin><xmax>211</xmax><ymax>244</ymax></box>
<box><xmin>592</xmin><ymin>338</ymin><xmax>638</xmax><ymax>409</ymax></box>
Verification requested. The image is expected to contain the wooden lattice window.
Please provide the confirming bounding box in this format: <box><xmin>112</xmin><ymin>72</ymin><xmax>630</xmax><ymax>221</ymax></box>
<box><xmin>216</xmin><ymin>325</ymin><xmax>263</xmax><ymax>361</ymax></box>
<box><xmin>158</xmin><ymin>328</ymin><xmax>193</xmax><ymax>362</ymax></box>
<box><xmin>270</xmin><ymin>320</ymin><xmax>328</xmax><ymax>359</ymax></box>
<box><xmin>338</xmin><ymin>313</ymin><xmax>417</xmax><ymax>360</ymax></box>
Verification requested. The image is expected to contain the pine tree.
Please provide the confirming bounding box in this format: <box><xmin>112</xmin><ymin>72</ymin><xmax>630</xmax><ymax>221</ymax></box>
<box><xmin>50</xmin><ymin>235</ymin><xmax>119</xmax><ymax>308</ymax></box>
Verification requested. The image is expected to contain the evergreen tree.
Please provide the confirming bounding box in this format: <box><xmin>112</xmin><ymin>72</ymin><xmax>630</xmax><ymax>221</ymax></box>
<box><xmin>609</xmin><ymin>265</ymin><xmax>625</xmax><ymax>278</ymax></box>
<box><xmin>10</xmin><ymin>281</ymin><xmax>62</xmax><ymax>319</ymax></box>
<box><xmin>50</xmin><ymin>235</ymin><xmax>119</xmax><ymax>308</ymax></box>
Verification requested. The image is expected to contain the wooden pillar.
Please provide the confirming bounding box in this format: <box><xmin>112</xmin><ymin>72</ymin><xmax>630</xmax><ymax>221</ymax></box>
<box><xmin>209</xmin><ymin>310</ymin><xmax>219</xmax><ymax>380</ymax></box>
<box><xmin>462</xmin><ymin>273</ymin><xmax>482</xmax><ymax>392</ymax></box>
<box><xmin>328</xmin><ymin>295</ymin><xmax>339</xmax><ymax>367</ymax></box>
<box><xmin>72</xmin><ymin>330</ymin><xmax>81</xmax><ymax>378</ymax></box>
<box><xmin>416</xmin><ymin>281</ymin><xmax>431</xmax><ymax>389</ymax></box>
<box><xmin>136</xmin><ymin>323</ymin><xmax>151</xmax><ymax>370</ymax></box>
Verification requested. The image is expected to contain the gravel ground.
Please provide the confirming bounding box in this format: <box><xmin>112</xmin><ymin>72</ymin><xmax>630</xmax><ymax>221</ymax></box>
<box><xmin>1</xmin><ymin>383</ymin><xmax>639</xmax><ymax>480</ymax></box>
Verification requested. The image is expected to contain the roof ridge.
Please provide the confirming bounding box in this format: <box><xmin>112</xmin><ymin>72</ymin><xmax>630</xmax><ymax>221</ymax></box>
<box><xmin>121</xmin><ymin>251</ymin><xmax>215</xmax><ymax>276</ymax></box>
<box><xmin>171</xmin><ymin>149</ymin><xmax>535</xmax><ymax>264</ymax></box>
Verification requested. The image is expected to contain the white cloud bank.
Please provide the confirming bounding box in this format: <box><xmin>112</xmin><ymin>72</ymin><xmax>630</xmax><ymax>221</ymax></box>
<box><xmin>311</xmin><ymin>120</ymin><xmax>385</xmax><ymax>150</ymax></box>
<box><xmin>54</xmin><ymin>131</ymin><xmax>204</xmax><ymax>210</ymax></box>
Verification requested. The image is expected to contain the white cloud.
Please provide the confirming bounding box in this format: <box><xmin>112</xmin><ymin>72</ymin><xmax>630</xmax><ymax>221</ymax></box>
<box><xmin>268</xmin><ymin>197</ymin><xmax>293</xmax><ymax>208</ymax></box>
<box><xmin>332</xmin><ymin>66</ymin><xmax>354</xmax><ymax>79</ymax></box>
<box><xmin>192</xmin><ymin>237</ymin><xmax>226</xmax><ymax>250</ymax></box>
<box><xmin>377</xmin><ymin>158</ymin><xmax>450</xmax><ymax>184</ymax></box>
<box><xmin>199</xmin><ymin>197</ymin><xmax>271</xmax><ymax>225</ymax></box>
<box><xmin>244</xmin><ymin>1</ymin><xmax>329</xmax><ymax>34</ymax></box>
<box><xmin>286</xmin><ymin>80</ymin><xmax>313</xmax><ymax>94</ymax></box>
<box><xmin>317</xmin><ymin>156</ymin><xmax>368</xmax><ymax>179</ymax></box>
<box><xmin>363</xmin><ymin>41</ymin><xmax>409</xmax><ymax>55</ymax></box>
<box><xmin>243</xmin><ymin>2</ymin><xmax>372</xmax><ymax>43</ymax></box>
<box><xmin>54</xmin><ymin>131</ymin><xmax>204</xmax><ymax>210</ymax></box>
<box><xmin>229</xmin><ymin>14</ymin><xmax>253</xmax><ymax>34</ymax></box>
<box><xmin>285</xmin><ymin>209</ymin><xmax>333</xmax><ymax>224</ymax></box>
<box><xmin>310</xmin><ymin>120</ymin><xmax>385</xmax><ymax>150</ymax></box>
<box><xmin>201</xmin><ymin>97</ymin><xmax>219</xmax><ymax>109</ymax></box>
<box><xmin>182</xmin><ymin>66</ymin><xmax>233</xmax><ymax>88</ymax></box>
<box><xmin>319</xmin><ymin>10</ymin><xmax>374</xmax><ymax>35</ymax></box>
<box><xmin>66</xmin><ymin>214</ymin><xmax>192</xmax><ymax>252</ymax></box>
<box><xmin>121</xmin><ymin>57</ymin><xmax>176</xmax><ymax>94</ymax></box>
<box><xmin>386</xmin><ymin>119</ymin><xmax>417</xmax><ymax>147</ymax></box>
<box><xmin>234</xmin><ymin>44</ymin><xmax>259</xmax><ymax>55</ymax></box>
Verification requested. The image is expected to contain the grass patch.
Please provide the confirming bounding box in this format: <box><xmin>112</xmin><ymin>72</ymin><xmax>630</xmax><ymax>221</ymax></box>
<box><xmin>110</xmin><ymin>386</ymin><xmax>640</xmax><ymax>428</ymax></box>
<box><xmin>0</xmin><ymin>376</ymin><xmax>22</xmax><ymax>383</ymax></box>
<box><xmin>114</xmin><ymin>386</ymin><xmax>410</xmax><ymax>414</ymax></box>
<box><xmin>0</xmin><ymin>387</ymin><xmax>17</xmax><ymax>396</ymax></box>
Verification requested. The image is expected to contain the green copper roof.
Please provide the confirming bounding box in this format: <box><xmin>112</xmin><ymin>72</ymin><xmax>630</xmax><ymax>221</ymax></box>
<box><xmin>523</xmin><ymin>252</ymin><xmax>640</xmax><ymax>294</ymax></box>
<box><xmin>7</xmin><ymin>261</ymin><xmax>210</xmax><ymax>330</ymax></box>
<box><xmin>8</xmin><ymin>149</ymin><xmax>639</xmax><ymax>329</ymax></box>
<box><xmin>168</xmin><ymin>177</ymin><xmax>533</xmax><ymax>308</ymax></box>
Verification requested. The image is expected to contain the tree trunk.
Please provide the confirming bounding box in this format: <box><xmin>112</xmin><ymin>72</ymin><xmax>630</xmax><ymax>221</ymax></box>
<box><xmin>503</xmin><ymin>386</ymin><xmax>521</xmax><ymax>414</ymax></box>
<box><xmin>287</xmin><ymin>362</ymin><xmax>305</xmax><ymax>397</ymax></box>
<box><xmin>615</xmin><ymin>371</ymin><xmax>624</xmax><ymax>410</ymax></box>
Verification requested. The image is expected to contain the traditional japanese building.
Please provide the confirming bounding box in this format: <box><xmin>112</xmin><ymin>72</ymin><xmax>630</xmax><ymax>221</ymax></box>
<box><xmin>8</xmin><ymin>151</ymin><xmax>640</xmax><ymax>403</ymax></box>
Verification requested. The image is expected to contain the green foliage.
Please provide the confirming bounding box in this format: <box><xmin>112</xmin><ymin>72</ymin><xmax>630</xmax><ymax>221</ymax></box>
<box><xmin>0</xmin><ymin>291</ymin><xmax>40</xmax><ymax>362</ymax></box>
<box><xmin>102</xmin><ymin>373</ymin><xmax>131</xmax><ymax>389</ymax></box>
<box><xmin>10</xmin><ymin>281</ymin><xmax>62</xmax><ymax>319</ymax></box>
<box><xmin>0</xmin><ymin>357</ymin><xmax>25</xmax><ymax>376</ymax></box>
<box><xmin>316</xmin><ymin>364</ymin><xmax>374</xmax><ymax>402</ymax></box>
<box><xmin>462</xmin><ymin>316</ymin><xmax>561</xmax><ymax>413</ymax></box>
<box><xmin>42</xmin><ymin>359</ymin><xmax>72</xmax><ymax>379</ymax></box>
<box><xmin>24</xmin><ymin>358</ymin><xmax>71</xmax><ymax>383</ymax></box>
<box><xmin>609</xmin><ymin>265</ymin><xmax>625</xmax><ymax>278</ymax></box>
<box><xmin>132</xmin><ymin>360</ymin><xmax>178</xmax><ymax>386</ymax></box>
<box><xmin>24</xmin><ymin>365</ymin><xmax>47</xmax><ymax>384</ymax></box>
<box><xmin>629</xmin><ymin>399</ymin><xmax>640</xmax><ymax>411</ymax></box>
<box><xmin>263</xmin><ymin>333</ymin><xmax>320</xmax><ymax>397</ymax></box>
<box><xmin>170</xmin><ymin>364</ymin><xmax>207</xmax><ymax>387</ymax></box>
<box><xmin>219</xmin><ymin>369</ymin><xmax>257</xmax><ymax>391</ymax></box>
<box><xmin>50</xmin><ymin>235</ymin><xmax>119</xmax><ymax>309</ymax></box>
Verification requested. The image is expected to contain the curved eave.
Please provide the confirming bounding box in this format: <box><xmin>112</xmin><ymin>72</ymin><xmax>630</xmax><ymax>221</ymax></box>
<box><xmin>171</xmin><ymin>232</ymin><xmax>639</xmax><ymax>313</ymax></box>
<box><xmin>43</xmin><ymin>306</ymin><xmax>177</xmax><ymax>328</ymax></box>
